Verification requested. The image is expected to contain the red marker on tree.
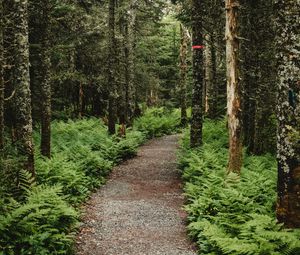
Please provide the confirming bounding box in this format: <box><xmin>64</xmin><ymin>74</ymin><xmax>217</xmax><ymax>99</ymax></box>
<box><xmin>192</xmin><ymin>45</ymin><xmax>205</xmax><ymax>49</ymax></box>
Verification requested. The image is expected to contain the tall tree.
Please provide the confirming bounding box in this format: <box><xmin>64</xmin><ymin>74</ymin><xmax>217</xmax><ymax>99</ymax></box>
<box><xmin>13</xmin><ymin>0</ymin><xmax>35</xmax><ymax>174</ymax></box>
<box><xmin>0</xmin><ymin>0</ymin><xmax>4</xmax><ymax>151</ymax></box>
<box><xmin>179</xmin><ymin>23</ymin><xmax>188</xmax><ymax>126</ymax></box>
<box><xmin>241</xmin><ymin>0</ymin><xmax>276</xmax><ymax>155</ymax></box>
<box><xmin>124</xmin><ymin>0</ymin><xmax>137</xmax><ymax>126</ymax></box>
<box><xmin>204</xmin><ymin>33</ymin><xmax>217</xmax><ymax>119</ymax></box>
<box><xmin>108</xmin><ymin>0</ymin><xmax>117</xmax><ymax>135</ymax></box>
<box><xmin>225</xmin><ymin>0</ymin><xmax>242</xmax><ymax>173</ymax></box>
<box><xmin>30</xmin><ymin>0</ymin><xmax>51</xmax><ymax>158</ymax></box>
<box><xmin>190</xmin><ymin>0</ymin><xmax>204</xmax><ymax>147</ymax></box>
<box><xmin>275</xmin><ymin>0</ymin><xmax>300</xmax><ymax>228</ymax></box>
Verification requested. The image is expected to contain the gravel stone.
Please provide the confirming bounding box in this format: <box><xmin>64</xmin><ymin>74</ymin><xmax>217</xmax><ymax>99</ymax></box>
<box><xmin>75</xmin><ymin>135</ymin><xmax>197</xmax><ymax>255</ymax></box>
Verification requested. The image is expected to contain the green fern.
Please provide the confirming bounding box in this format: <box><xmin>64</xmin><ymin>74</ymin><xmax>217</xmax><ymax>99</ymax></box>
<box><xmin>1</xmin><ymin>108</ymin><xmax>181</xmax><ymax>254</ymax></box>
<box><xmin>180</xmin><ymin>119</ymin><xmax>300</xmax><ymax>255</ymax></box>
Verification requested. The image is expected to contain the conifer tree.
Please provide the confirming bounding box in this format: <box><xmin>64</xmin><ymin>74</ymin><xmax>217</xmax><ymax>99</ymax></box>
<box><xmin>204</xmin><ymin>33</ymin><xmax>217</xmax><ymax>119</ymax></box>
<box><xmin>190</xmin><ymin>0</ymin><xmax>204</xmax><ymax>147</ymax></box>
<box><xmin>124</xmin><ymin>0</ymin><xmax>137</xmax><ymax>126</ymax></box>
<box><xmin>108</xmin><ymin>0</ymin><xmax>117</xmax><ymax>135</ymax></box>
<box><xmin>13</xmin><ymin>0</ymin><xmax>35</xmax><ymax>174</ymax></box>
<box><xmin>0</xmin><ymin>0</ymin><xmax>4</xmax><ymax>151</ymax></box>
<box><xmin>179</xmin><ymin>23</ymin><xmax>188</xmax><ymax>126</ymax></box>
<box><xmin>275</xmin><ymin>0</ymin><xmax>300</xmax><ymax>228</ymax></box>
<box><xmin>29</xmin><ymin>0</ymin><xmax>52</xmax><ymax>158</ymax></box>
<box><xmin>225</xmin><ymin>0</ymin><xmax>243</xmax><ymax>174</ymax></box>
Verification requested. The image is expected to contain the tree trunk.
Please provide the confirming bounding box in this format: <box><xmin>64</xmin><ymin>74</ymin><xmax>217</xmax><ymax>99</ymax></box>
<box><xmin>225</xmin><ymin>0</ymin><xmax>243</xmax><ymax>174</ymax></box>
<box><xmin>275</xmin><ymin>0</ymin><xmax>300</xmax><ymax>228</ymax></box>
<box><xmin>124</xmin><ymin>0</ymin><xmax>137</xmax><ymax>126</ymax></box>
<box><xmin>108</xmin><ymin>0</ymin><xmax>117</xmax><ymax>135</ymax></box>
<box><xmin>40</xmin><ymin>1</ymin><xmax>51</xmax><ymax>158</ymax></box>
<box><xmin>179</xmin><ymin>24</ymin><xmax>188</xmax><ymax>127</ymax></box>
<box><xmin>0</xmin><ymin>0</ymin><xmax>4</xmax><ymax>151</ymax></box>
<box><xmin>78</xmin><ymin>83</ymin><xmax>83</xmax><ymax>119</ymax></box>
<box><xmin>204</xmin><ymin>33</ymin><xmax>218</xmax><ymax>119</ymax></box>
<box><xmin>241</xmin><ymin>0</ymin><xmax>276</xmax><ymax>155</ymax></box>
<box><xmin>190</xmin><ymin>0</ymin><xmax>204</xmax><ymax>148</ymax></box>
<box><xmin>29</xmin><ymin>0</ymin><xmax>51</xmax><ymax>158</ymax></box>
<box><xmin>13</xmin><ymin>0</ymin><xmax>35</xmax><ymax>175</ymax></box>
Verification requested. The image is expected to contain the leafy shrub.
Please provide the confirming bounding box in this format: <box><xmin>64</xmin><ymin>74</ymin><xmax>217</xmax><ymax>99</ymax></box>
<box><xmin>0</xmin><ymin>108</ymin><xmax>180</xmax><ymax>254</ymax></box>
<box><xmin>179</xmin><ymin>120</ymin><xmax>300</xmax><ymax>255</ymax></box>
<box><xmin>35</xmin><ymin>154</ymin><xmax>90</xmax><ymax>204</ymax></box>
<box><xmin>0</xmin><ymin>185</ymin><xmax>78</xmax><ymax>255</ymax></box>
<box><xmin>133</xmin><ymin>107</ymin><xmax>181</xmax><ymax>138</ymax></box>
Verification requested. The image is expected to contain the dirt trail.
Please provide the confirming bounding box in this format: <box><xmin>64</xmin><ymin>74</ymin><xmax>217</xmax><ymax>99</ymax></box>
<box><xmin>75</xmin><ymin>135</ymin><xmax>197</xmax><ymax>255</ymax></box>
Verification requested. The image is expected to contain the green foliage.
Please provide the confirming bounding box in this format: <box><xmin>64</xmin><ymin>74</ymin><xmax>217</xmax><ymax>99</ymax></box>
<box><xmin>133</xmin><ymin>107</ymin><xmax>181</xmax><ymax>138</ymax></box>
<box><xmin>179</xmin><ymin>119</ymin><xmax>300</xmax><ymax>255</ymax></box>
<box><xmin>0</xmin><ymin>108</ymin><xmax>180</xmax><ymax>254</ymax></box>
<box><xmin>0</xmin><ymin>185</ymin><xmax>78</xmax><ymax>255</ymax></box>
<box><xmin>34</xmin><ymin>118</ymin><xmax>146</xmax><ymax>204</ymax></box>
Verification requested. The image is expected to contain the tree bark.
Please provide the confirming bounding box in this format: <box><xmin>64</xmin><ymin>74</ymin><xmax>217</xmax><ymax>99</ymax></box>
<box><xmin>190</xmin><ymin>0</ymin><xmax>204</xmax><ymax>148</ymax></box>
<box><xmin>29</xmin><ymin>0</ymin><xmax>51</xmax><ymax>158</ymax></box>
<box><xmin>124</xmin><ymin>0</ymin><xmax>137</xmax><ymax>126</ymax></box>
<box><xmin>0</xmin><ymin>0</ymin><xmax>4</xmax><ymax>151</ymax></box>
<box><xmin>179</xmin><ymin>24</ymin><xmax>188</xmax><ymax>127</ymax></box>
<box><xmin>108</xmin><ymin>0</ymin><xmax>117</xmax><ymax>135</ymax></box>
<box><xmin>40</xmin><ymin>0</ymin><xmax>51</xmax><ymax>158</ymax></box>
<box><xmin>78</xmin><ymin>83</ymin><xmax>83</xmax><ymax>119</ymax></box>
<box><xmin>13</xmin><ymin>0</ymin><xmax>35</xmax><ymax>175</ymax></box>
<box><xmin>225</xmin><ymin>0</ymin><xmax>243</xmax><ymax>174</ymax></box>
<box><xmin>241</xmin><ymin>0</ymin><xmax>276</xmax><ymax>155</ymax></box>
<box><xmin>204</xmin><ymin>33</ymin><xmax>217</xmax><ymax>119</ymax></box>
<box><xmin>275</xmin><ymin>0</ymin><xmax>300</xmax><ymax>228</ymax></box>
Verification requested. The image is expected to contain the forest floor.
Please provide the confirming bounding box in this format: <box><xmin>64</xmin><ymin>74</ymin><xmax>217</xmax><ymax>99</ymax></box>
<box><xmin>75</xmin><ymin>135</ymin><xmax>197</xmax><ymax>255</ymax></box>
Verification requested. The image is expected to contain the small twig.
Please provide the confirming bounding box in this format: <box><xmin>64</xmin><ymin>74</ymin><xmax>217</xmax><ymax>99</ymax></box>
<box><xmin>4</xmin><ymin>90</ymin><xmax>15</xmax><ymax>101</ymax></box>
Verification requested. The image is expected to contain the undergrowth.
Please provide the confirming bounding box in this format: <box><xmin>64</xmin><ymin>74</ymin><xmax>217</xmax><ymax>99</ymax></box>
<box><xmin>133</xmin><ymin>107</ymin><xmax>181</xmax><ymax>138</ymax></box>
<box><xmin>178</xmin><ymin>119</ymin><xmax>300</xmax><ymax>255</ymax></box>
<box><xmin>0</xmin><ymin>107</ymin><xmax>180</xmax><ymax>254</ymax></box>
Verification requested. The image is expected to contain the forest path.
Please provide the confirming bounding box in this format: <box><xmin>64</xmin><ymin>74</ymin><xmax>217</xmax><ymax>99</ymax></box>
<box><xmin>75</xmin><ymin>135</ymin><xmax>197</xmax><ymax>255</ymax></box>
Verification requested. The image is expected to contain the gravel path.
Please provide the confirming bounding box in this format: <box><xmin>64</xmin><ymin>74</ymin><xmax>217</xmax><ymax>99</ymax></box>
<box><xmin>75</xmin><ymin>135</ymin><xmax>197</xmax><ymax>255</ymax></box>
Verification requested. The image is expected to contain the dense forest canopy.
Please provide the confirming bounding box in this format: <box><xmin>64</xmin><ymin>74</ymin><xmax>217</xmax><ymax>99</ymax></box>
<box><xmin>0</xmin><ymin>0</ymin><xmax>299</xmax><ymax>254</ymax></box>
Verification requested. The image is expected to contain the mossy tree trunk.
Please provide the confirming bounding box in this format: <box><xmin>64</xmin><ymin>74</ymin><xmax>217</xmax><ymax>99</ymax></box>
<box><xmin>108</xmin><ymin>0</ymin><xmax>117</xmax><ymax>135</ymax></box>
<box><xmin>179</xmin><ymin>23</ymin><xmax>188</xmax><ymax>127</ymax></box>
<box><xmin>29</xmin><ymin>0</ymin><xmax>51</xmax><ymax>158</ymax></box>
<box><xmin>275</xmin><ymin>0</ymin><xmax>300</xmax><ymax>228</ymax></box>
<box><xmin>0</xmin><ymin>0</ymin><xmax>4</xmax><ymax>151</ymax></box>
<box><xmin>124</xmin><ymin>0</ymin><xmax>137</xmax><ymax>127</ymax></box>
<box><xmin>204</xmin><ymin>33</ymin><xmax>217</xmax><ymax>119</ymax></box>
<box><xmin>190</xmin><ymin>0</ymin><xmax>204</xmax><ymax>148</ymax></box>
<box><xmin>39</xmin><ymin>0</ymin><xmax>51</xmax><ymax>158</ymax></box>
<box><xmin>226</xmin><ymin>0</ymin><xmax>243</xmax><ymax>174</ymax></box>
<box><xmin>116</xmin><ymin>6</ymin><xmax>127</xmax><ymax>137</ymax></box>
<box><xmin>13</xmin><ymin>0</ymin><xmax>35</xmax><ymax>175</ymax></box>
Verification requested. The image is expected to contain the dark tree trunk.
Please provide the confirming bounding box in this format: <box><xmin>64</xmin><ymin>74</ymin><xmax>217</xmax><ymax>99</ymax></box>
<box><xmin>29</xmin><ymin>0</ymin><xmax>51</xmax><ymax>158</ymax></box>
<box><xmin>275</xmin><ymin>0</ymin><xmax>300</xmax><ymax>228</ymax></box>
<box><xmin>78</xmin><ymin>83</ymin><xmax>83</xmax><ymax>119</ymax></box>
<box><xmin>108</xmin><ymin>0</ymin><xmax>117</xmax><ymax>135</ymax></box>
<box><xmin>241</xmin><ymin>0</ymin><xmax>276</xmax><ymax>155</ymax></box>
<box><xmin>226</xmin><ymin>0</ymin><xmax>243</xmax><ymax>174</ymax></box>
<box><xmin>0</xmin><ymin>0</ymin><xmax>4</xmax><ymax>151</ymax></box>
<box><xmin>190</xmin><ymin>0</ymin><xmax>204</xmax><ymax>148</ymax></box>
<box><xmin>13</xmin><ymin>0</ymin><xmax>35</xmax><ymax>175</ymax></box>
<box><xmin>124</xmin><ymin>0</ymin><xmax>137</xmax><ymax>126</ymax></box>
<box><xmin>40</xmin><ymin>1</ymin><xmax>51</xmax><ymax>158</ymax></box>
<box><xmin>179</xmin><ymin>24</ymin><xmax>188</xmax><ymax>127</ymax></box>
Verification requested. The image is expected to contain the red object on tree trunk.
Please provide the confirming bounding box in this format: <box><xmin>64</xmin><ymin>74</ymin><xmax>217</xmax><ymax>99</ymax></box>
<box><xmin>192</xmin><ymin>45</ymin><xmax>205</xmax><ymax>49</ymax></box>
